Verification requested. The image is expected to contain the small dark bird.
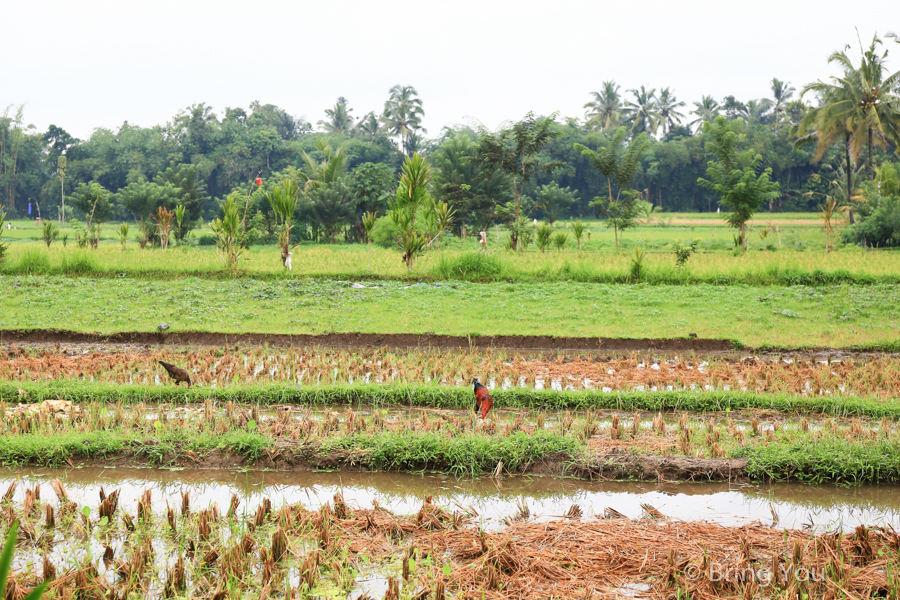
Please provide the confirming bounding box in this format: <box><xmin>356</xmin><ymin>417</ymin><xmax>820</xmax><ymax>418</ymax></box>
<box><xmin>472</xmin><ymin>378</ymin><xmax>493</xmax><ymax>419</ymax></box>
<box><xmin>159</xmin><ymin>361</ymin><xmax>192</xmax><ymax>387</ymax></box>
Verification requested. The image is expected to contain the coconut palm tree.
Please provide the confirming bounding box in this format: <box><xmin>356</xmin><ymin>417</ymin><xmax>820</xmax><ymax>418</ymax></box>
<box><xmin>689</xmin><ymin>95</ymin><xmax>720</xmax><ymax>131</ymax></box>
<box><xmin>298</xmin><ymin>140</ymin><xmax>346</xmax><ymax>192</ymax></box>
<box><xmin>353</xmin><ymin>112</ymin><xmax>381</xmax><ymax>139</ymax></box>
<box><xmin>746</xmin><ymin>99</ymin><xmax>774</xmax><ymax>124</ymax></box>
<box><xmin>796</xmin><ymin>88</ymin><xmax>858</xmax><ymax>220</ymax></box>
<box><xmin>318</xmin><ymin>97</ymin><xmax>354</xmax><ymax>134</ymax></box>
<box><xmin>770</xmin><ymin>78</ymin><xmax>796</xmax><ymax>125</ymax></box>
<box><xmin>802</xmin><ymin>33</ymin><xmax>900</xmax><ymax>179</ymax></box>
<box><xmin>381</xmin><ymin>84</ymin><xmax>426</xmax><ymax>155</ymax></box>
<box><xmin>584</xmin><ymin>81</ymin><xmax>623</xmax><ymax>130</ymax></box>
<box><xmin>656</xmin><ymin>88</ymin><xmax>686</xmax><ymax>137</ymax></box>
<box><xmin>624</xmin><ymin>86</ymin><xmax>659</xmax><ymax>136</ymax></box>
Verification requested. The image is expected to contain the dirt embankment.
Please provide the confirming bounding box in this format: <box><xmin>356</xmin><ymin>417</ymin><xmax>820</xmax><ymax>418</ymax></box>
<box><xmin>0</xmin><ymin>328</ymin><xmax>738</xmax><ymax>353</ymax></box>
<box><xmin>62</xmin><ymin>442</ymin><xmax>749</xmax><ymax>482</ymax></box>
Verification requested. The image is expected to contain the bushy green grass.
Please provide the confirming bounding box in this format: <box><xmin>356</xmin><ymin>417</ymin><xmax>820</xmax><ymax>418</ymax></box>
<box><xmin>5</xmin><ymin>381</ymin><xmax>900</xmax><ymax>418</ymax></box>
<box><xmin>2</xmin><ymin>232</ymin><xmax>898</xmax><ymax>285</ymax></box>
<box><xmin>0</xmin><ymin>428</ymin><xmax>273</xmax><ymax>467</ymax></box>
<box><xmin>2</xmin><ymin>275</ymin><xmax>898</xmax><ymax>347</ymax></box>
<box><xmin>736</xmin><ymin>438</ymin><xmax>900</xmax><ymax>484</ymax></box>
<box><xmin>341</xmin><ymin>430</ymin><xmax>581</xmax><ymax>475</ymax></box>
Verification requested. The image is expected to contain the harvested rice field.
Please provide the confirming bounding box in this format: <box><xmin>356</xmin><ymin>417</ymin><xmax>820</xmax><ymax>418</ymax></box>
<box><xmin>1</xmin><ymin>334</ymin><xmax>899</xmax><ymax>598</ymax></box>
<box><xmin>2</xmin><ymin>470</ymin><xmax>900</xmax><ymax>600</ymax></box>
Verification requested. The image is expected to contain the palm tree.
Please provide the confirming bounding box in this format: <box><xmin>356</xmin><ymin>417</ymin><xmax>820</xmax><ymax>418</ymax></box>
<box><xmin>689</xmin><ymin>95</ymin><xmax>719</xmax><ymax>131</ymax></box>
<box><xmin>624</xmin><ymin>86</ymin><xmax>659</xmax><ymax>136</ymax></box>
<box><xmin>299</xmin><ymin>140</ymin><xmax>346</xmax><ymax>192</ymax></box>
<box><xmin>656</xmin><ymin>88</ymin><xmax>685</xmax><ymax>137</ymax></box>
<box><xmin>319</xmin><ymin>97</ymin><xmax>354</xmax><ymax>134</ymax></box>
<box><xmin>805</xmin><ymin>33</ymin><xmax>900</xmax><ymax>179</ymax></box>
<box><xmin>796</xmin><ymin>88</ymin><xmax>858</xmax><ymax>221</ymax></box>
<box><xmin>746</xmin><ymin>99</ymin><xmax>774</xmax><ymax>124</ymax></box>
<box><xmin>770</xmin><ymin>78</ymin><xmax>796</xmax><ymax>125</ymax></box>
<box><xmin>381</xmin><ymin>84</ymin><xmax>426</xmax><ymax>155</ymax></box>
<box><xmin>584</xmin><ymin>81</ymin><xmax>623</xmax><ymax>130</ymax></box>
<box><xmin>353</xmin><ymin>112</ymin><xmax>381</xmax><ymax>139</ymax></box>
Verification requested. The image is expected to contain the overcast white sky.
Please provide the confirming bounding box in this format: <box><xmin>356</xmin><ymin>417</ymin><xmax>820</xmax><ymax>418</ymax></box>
<box><xmin>4</xmin><ymin>0</ymin><xmax>898</xmax><ymax>139</ymax></box>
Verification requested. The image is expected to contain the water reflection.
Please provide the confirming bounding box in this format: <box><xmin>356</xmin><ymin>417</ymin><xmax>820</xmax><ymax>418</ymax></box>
<box><xmin>2</xmin><ymin>467</ymin><xmax>898</xmax><ymax>532</ymax></box>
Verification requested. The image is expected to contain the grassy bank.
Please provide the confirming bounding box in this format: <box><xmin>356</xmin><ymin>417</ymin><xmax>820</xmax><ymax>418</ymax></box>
<box><xmin>2</xmin><ymin>276</ymin><xmax>898</xmax><ymax>346</ymax></box>
<box><xmin>737</xmin><ymin>438</ymin><xmax>900</xmax><ymax>484</ymax></box>
<box><xmin>5</xmin><ymin>381</ymin><xmax>900</xmax><ymax>418</ymax></box>
<box><xmin>3</xmin><ymin>388</ymin><xmax>900</xmax><ymax>482</ymax></box>
<box><xmin>2</xmin><ymin>242</ymin><xmax>898</xmax><ymax>285</ymax></box>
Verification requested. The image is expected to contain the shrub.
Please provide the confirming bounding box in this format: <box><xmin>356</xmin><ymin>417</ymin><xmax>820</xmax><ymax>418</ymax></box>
<box><xmin>536</xmin><ymin>223</ymin><xmax>553</xmax><ymax>252</ymax></box>
<box><xmin>16</xmin><ymin>248</ymin><xmax>50</xmax><ymax>275</ymax></box>
<box><xmin>432</xmin><ymin>252</ymin><xmax>506</xmax><ymax>281</ymax></box>
<box><xmin>552</xmin><ymin>231</ymin><xmax>568</xmax><ymax>251</ymax></box>
<box><xmin>60</xmin><ymin>251</ymin><xmax>98</xmax><ymax>275</ymax></box>
<box><xmin>42</xmin><ymin>221</ymin><xmax>59</xmax><ymax>248</ymax></box>
<box><xmin>844</xmin><ymin>196</ymin><xmax>900</xmax><ymax>248</ymax></box>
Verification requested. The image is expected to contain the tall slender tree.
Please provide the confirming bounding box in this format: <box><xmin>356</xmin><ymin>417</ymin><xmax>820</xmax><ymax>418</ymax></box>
<box><xmin>801</xmin><ymin>33</ymin><xmax>900</xmax><ymax>179</ymax></box>
<box><xmin>381</xmin><ymin>85</ymin><xmax>426</xmax><ymax>155</ymax></box>
<box><xmin>625</xmin><ymin>86</ymin><xmax>659</xmax><ymax>136</ymax></box>
<box><xmin>770</xmin><ymin>78</ymin><xmax>796</xmax><ymax>125</ymax></box>
<box><xmin>475</xmin><ymin>112</ymin><xmax>562</xmax><ymax>250</ymax></box>
<box><xmin>584</xmin><ymin>81</ymin><xmax>623</xmax><ymax>130</ymax></box>
<box><xmin>575</xmin><ymin>127</ymin><xmax>651</xmax><ymax>249</ymax></box>
<box><xmin>656</xmin><ymin>88</ymin><xmax>686</xmax><ymax>137</ymax></box>
<box><xmin>319</xmin><ymin>97</ymin><xmax>355</xmax><ymax>134</ymax></box>
<box><xmin>689</xmin><ymin>95</ymin><xmax>720</xmax><ymax>131</ymax></box>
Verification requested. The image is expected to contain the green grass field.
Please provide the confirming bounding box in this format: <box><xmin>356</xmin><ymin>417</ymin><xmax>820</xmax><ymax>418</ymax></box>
<box><xmin>2</xmin><ymin>275</ymin><xmax>897</xmax><ymax>347</ymax></box>
<box><xmin>0</xmin><ymin>211</ymin><xmax>853</xmax><ymax>253</ymax></box>
<box><xmin>1</xmin><ymin>236</ymin><xmax>897</xmax><ymax>285</ymax></box>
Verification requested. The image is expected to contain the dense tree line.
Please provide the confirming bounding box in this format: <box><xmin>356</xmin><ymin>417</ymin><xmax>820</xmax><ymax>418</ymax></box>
<box><xmin>1</xmin><ymin>35</ymin><xmax>898</xmax><ymax>246</ymax></box>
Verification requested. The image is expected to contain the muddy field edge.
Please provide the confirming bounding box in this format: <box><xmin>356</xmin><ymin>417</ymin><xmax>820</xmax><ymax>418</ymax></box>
<box><xmin>4</xmin><ymin>327</ymin><xmax>900</xmax><ymax>354</ymax></box>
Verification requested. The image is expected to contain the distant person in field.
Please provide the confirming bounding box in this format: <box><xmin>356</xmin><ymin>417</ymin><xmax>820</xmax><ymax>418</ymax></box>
<box><xmin>479</xmin><ymin>231</ymin><xmax>487</xmax><ymax>251</ymax></box>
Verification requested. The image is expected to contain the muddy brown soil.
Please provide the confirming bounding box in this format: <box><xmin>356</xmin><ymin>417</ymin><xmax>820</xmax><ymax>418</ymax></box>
<box><xmin>0</xmin><ymin>328</ymin><xmax>739</xmax><ymax>353</ymax></box>
<box><xmin>55</xmin><ymin>441</ymin><xmax>749</xmax><ymax>482</ymax></box>
<box><xmin>2</xmin><ymin>328</ymin><xmax>889</xmax><ymax>358</ymax></box>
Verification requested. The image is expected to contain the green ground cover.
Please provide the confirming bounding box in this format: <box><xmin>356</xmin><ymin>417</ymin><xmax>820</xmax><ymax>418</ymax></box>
<box><xmin>5</xmin><ymin>382</ymin><xmax>900</xmax><ymax>419</ymax></box>
<box><xmin>1</xmin><ymin>275</ymin><xmax>897</xmax><ymax>347</ymax></box>
<box><xmin>1</xmin><ymin>392</ymin><xmax>898</xmax><ymax>484</ymax></box>
<box><xmin>4</xmin><ymin>244</ymin><xmax>896</xmax><ymax>286</ymax></box>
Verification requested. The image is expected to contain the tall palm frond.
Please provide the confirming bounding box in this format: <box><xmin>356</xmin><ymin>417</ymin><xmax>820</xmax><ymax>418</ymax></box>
<box><xmin>381</xmin><ymin>85</ymin><xmax>426</xmax><ymax>155</ymax></box>
<box><xmin>624</xmin><ymin>86</ymin><xmax>659</xmax><ymax>136</ymax></box>
<box><xmin>656</xmin><ymin>88</ymin><xmax>686</xmax><ymax>137</ymax></box>
<box><xmin>689</xmin><ymin>95</ymin><xmax>720</xmax><ymax>131</ymax></box>
<box><xmin>584</xmin><ymin>81</ymin><xmax>623</xmax><ymax>130</ymax></box>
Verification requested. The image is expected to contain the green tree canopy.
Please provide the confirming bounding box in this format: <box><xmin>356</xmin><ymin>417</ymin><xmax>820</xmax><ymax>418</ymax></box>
<box><xmin>698</xmin><ymin>116</ymin><xmax>781</xmax><ymax>251</ymax></box>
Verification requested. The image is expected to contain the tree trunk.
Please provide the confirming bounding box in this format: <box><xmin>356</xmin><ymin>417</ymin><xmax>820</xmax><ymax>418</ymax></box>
<box><xmin>845</xmin><ymin>134</ymin><xmax>856</xmax><ymax>225</ymax></box>
<box><xmin>741</xmin><ymin>222</ymin><xmax>747</xmax><ymax>252</ymax></box>
<box><xmin>60</xmin><ymin>173</ymin><xmax>65</xmax><ymax>223</ymax></box>
<box><xmin>868</xmin><ymin>127</ymin><xmax>874</xmax><ymax>180</ymax></box>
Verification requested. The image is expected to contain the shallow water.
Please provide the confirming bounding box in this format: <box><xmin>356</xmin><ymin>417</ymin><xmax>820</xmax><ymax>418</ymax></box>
<box><xmin>2</xmin><ymin>467</ymin><xmax>898</xmax><ymax>532</ymax></box>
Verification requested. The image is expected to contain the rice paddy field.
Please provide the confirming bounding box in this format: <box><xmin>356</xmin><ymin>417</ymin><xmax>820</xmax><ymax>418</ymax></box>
<box><xmin>3</xmin><ymin>213</ymin><xmax>900</xmax><ymax>599</ymax></box>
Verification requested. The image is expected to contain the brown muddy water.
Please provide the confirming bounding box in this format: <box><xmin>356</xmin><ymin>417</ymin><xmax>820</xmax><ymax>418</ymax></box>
<box><xmin>2</xmin><ymin>467</ymin><xmax>898</xmax><ymax>533</ymax></box>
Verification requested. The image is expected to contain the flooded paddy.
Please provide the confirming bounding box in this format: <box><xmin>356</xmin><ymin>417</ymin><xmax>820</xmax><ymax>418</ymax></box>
<box><xmin>3</xmin><ymin>467</ymin><xmax>899</xmax><ymax>532</ymax></box>
<box><xmin>2</xmin><ymin>467</ymin><xmax>900</xmax><ymax>599</ymax></box>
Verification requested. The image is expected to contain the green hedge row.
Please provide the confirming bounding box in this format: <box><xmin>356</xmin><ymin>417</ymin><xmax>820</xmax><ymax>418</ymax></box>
<box><xmin>4</xmin><ymin>381</ymin><xmax>897</xmax><ymax>418</ymax></box>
